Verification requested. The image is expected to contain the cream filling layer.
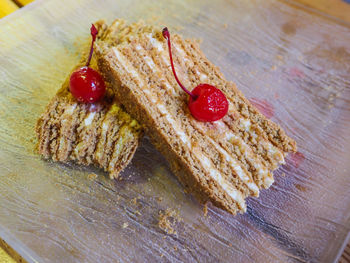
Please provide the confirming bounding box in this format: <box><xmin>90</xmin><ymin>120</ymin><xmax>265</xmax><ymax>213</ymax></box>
<box><xmin>173</xmin><ymin>42</ymin><xmax>189</xmax><ymax>63</ymax></box>
<box><xmin>145</xmin><ymin>36</ymin><xmax>190</xmax><ymax>94</ymax></box>
<box><xmin>158</xmin><ymin>104</ymin><xmax>190</xmax><ymax>148</ymax></box>
<box><xmin>194</xmin><ymin>149</ymin><xmax>246</xmax><ymax>211</ymax></box>
<box><xmin>146</xmin><ymin>35</ymin><xmax>171</xmax><ymax>70</ymax></box>
<box><xmin>73</xmin><ymin>109</ymin><xmax>97</xmax><ymax>157</ymax></box>
<box><xmin>95</xmin><ymin>105</ymin><xmax>121</xmax><ymax>163</ymax></box>
<box><xmin>84</xmin><ymin>112</ymin><xmax>96</xmax><ymax>126</ymax></box>
<box><xmin>108</xmin><ymin>126</ymin><xmax>127</xmax><ymax>171</ymax></box>
<box><xmin>224</xmin><ymin>123</ymin><xmax>277</xmax><ymax>186</ymax></box>
<box><xmin>66</xmin><ymin>103</ymin><xmax>77</xmax><ymax>115</ymax></box>
<box><xmin>192</xmin><ymin>121</ymin><xmax>260</xmax><ymax>195</ymax></box>
<box><xmin>147</xmin><ymin>33</ymin><xmax>163</xmax><ymax>52</ymax></box>
<box><xmin>206</xmin><ymin>136</ymin><xmax>259</xmax><ymax>196</ymax></box>
<box><xmin>195</xmin><ymin>69</ymin><xmax>208</xmax><ymax>82</ymax></box>
<box><xmin>94</xmin><ymin>119</ymin><xmax>110</xmax><ymax>161</ymax></box>
<box><xmin>135</xmin><ymin>44</ymin><xmax>175</xmax><ymax>96</ymax></box>
<box><xmin>237</xmin><ymin>118</ymin><xmax>285</xmax><ymax>165</ymax></box>
<box><xmin>58</xmin><ymin>103</ymin><xmax>78</xmax><ymax>154</ymax></box>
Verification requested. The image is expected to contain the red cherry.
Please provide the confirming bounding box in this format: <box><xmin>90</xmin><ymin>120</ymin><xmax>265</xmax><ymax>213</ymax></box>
<box><xmin>69</xmin><ymin>24</ymin><xmax>106</xmax><ymax>103</ymax></box>
<box><xmin>162</xmin><ymin>27</ymin><xmax>228</xmax><ymax>122</ymax></box>
<box><xmin>189</xmin><ymin>84</ymin><xmax>229</xmax><ymax>122</ymax></box>
<box><xmin>70</xmin><ymin>66</ymin><xmax>106</xmax><ymax>103</ymax></box>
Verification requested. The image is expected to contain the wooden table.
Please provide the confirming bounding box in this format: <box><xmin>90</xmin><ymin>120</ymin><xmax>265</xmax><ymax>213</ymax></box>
<box><xmin>0</xmin><ymin>0</ymin><xmax>349</xmax><ymax>262</ymax></box>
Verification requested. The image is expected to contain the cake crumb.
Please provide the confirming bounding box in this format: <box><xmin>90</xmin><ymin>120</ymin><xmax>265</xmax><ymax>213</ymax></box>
<box><xmin>295</xmin><ymin>184</ymin><xmax>307</xmax><ymax>192</ymax></box>
<box><xmin>174</xmin><ymin>246</ymin><xmax>178</xmax><ymax>251</ymax></box>
<box><xmin>203</xmin><ymin>203</ymin><xmax>208</xmax><ymax>217</ymax></box>
<box><xmin>131</xmin><ymin>197</ymin><xmax>138</xmax><ymax>205</ymax></box>
<box><xmin>158</xmin><ymin>208</ymin><xmax>181</xmax><ymax>235</ymax></box>
<box><xmin>87</xmin><ymin>173</ymin><xmax>97</xmax><ymax>180</ymax></box>
<box><xmin>276</xmin><ymin>55</ymin><xmax>284</xmax><ymax>61</ymax></box>
<box><xmin>122</xmin><ymin>222</ymin><xmax>128</xmax><ymax>229</ymax></box>
<box><xmin>135</xmin><ymin>210</ymin><xmax>142</xmax><ymax>216</ymax></box>
<box><xmin>281</xmin><ymin>172</ymin><xmax>286</xmax><ymax>177</ymax></box>
<box><xmin>223</xmin><ymin>23</ymin><xmax>228</xmax><ymax>29</ymax></box>
<box><xmin>157</xmin><ymin>197</ymin><xmax>163</xmax><ymax>202</ymax></box>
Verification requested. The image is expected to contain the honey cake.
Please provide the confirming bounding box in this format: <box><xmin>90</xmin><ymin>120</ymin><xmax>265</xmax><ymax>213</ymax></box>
<box><xmin>95</xmin><ymin>19</ymin><xmax>297</xmax><ymax>214</ymax></box>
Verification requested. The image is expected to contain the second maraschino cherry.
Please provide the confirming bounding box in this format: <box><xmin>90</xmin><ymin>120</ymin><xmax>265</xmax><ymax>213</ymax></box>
<box><xmin>162</xmin><ymin>27</ymin><xmax>228</xmax><ymax>122</ymax></box>
<box><xmin>70</xmin><ymin>24</ymin><xmax>106</xmax><ymax>103</ymax></box>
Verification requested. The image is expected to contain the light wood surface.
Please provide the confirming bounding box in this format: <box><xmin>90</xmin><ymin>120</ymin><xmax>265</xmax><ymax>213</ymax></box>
<box><xmin>289</xmin><ymin>2</ymin><xmax>350</xmax><ymax>262</ymax></box>
<box><xmin>292</xmin><ymin>0</ymin><xmax>350</xmax><ymax>24</ymax></box>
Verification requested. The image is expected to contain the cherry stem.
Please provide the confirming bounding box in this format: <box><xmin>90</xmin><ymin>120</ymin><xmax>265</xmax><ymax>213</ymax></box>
<box><xmin>162</xmin><ymin>27</ymin><xmax>197</xmax><ymax>100</ymax></box>
<box><xmin>86</xmin><ymin>24</ymin><xmax>98</xmax><ymax>67</ymax></box>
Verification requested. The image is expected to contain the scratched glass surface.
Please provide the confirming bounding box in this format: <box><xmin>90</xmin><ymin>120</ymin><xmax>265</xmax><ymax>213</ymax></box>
<box><xmin>0</xmin><ymin>0</ymin><xmax>349</xmax><ymax>262</ymax></box>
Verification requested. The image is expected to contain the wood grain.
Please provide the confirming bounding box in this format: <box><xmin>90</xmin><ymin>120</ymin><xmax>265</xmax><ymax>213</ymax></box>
<box><xmin>292</xmin><ymin>0</ymin><xmax>350</xmax><ymax>24</ymax></box>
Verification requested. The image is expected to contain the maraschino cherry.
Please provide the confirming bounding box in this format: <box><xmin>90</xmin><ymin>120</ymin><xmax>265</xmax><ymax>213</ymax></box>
<box><xmin>70</xmin><ymin>24</ymin><xmax>106</xmax><ymax>103</ymax></box>
<box><xmin>162</xmin><ymin>27</ymin><xmax>228</xmax><ymax>122</ymax></box>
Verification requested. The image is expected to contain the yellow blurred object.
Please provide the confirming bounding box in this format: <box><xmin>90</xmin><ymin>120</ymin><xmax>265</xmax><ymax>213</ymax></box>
<box><xmin>0</xmin><ymin>0</ymin><xmax>18</xmax><ymax>18</ymax></box>
<box><xmin>0</xmin><ymin>246</ymin><xmax>15</xmax><ymax>263</ymax></box>
<box><xmin>16</xmin><ymin>0</ymin><xmax>34</xmax><ymax>6</ymax></box>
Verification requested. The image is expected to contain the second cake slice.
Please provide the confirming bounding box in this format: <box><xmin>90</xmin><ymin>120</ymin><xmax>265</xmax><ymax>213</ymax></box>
<box><xmin>36</xmin><ymin>21</ymin><xmax>142</xmax><ymax>179</ymax></box>
<box><xmin>96</xmin><ymin>19</ymin><xmax>297</xmax><ymax>214</ymax></box>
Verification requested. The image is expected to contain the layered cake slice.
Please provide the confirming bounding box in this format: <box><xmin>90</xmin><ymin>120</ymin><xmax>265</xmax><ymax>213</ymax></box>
<box><xmin>36</xmin><ymin>22</ymin><xmax>142</xmax><ymax>179</ymax></box>
<box><xmin>36</xmin><ymin>86</ymin><xmax>141</xmax><ymax>179</ymax></box>
<box><xmin>96</xmin><ymin>20</ymin><xmax>297</xmax><ymax>214</ymax></box>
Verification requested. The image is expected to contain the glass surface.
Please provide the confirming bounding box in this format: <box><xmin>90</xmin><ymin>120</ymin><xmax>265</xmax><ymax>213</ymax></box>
<box><xmin>0</xmin><ymin>0</ymin><xmax>349</xmax><ymax>262</ymax></box>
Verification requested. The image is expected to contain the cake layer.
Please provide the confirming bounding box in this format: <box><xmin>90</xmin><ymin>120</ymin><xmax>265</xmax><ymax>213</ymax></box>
<box><xmin>96</xmin><ymin>20</ymin><xmax>297</xmax><ymax>214</ymax></box>
<box><xmin>36</xmin><ymin>30</ymin><xmax>142</xmax><ymax>179</ymax></box>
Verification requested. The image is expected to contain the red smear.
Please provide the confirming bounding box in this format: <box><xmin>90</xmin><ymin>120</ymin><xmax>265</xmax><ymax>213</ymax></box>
<box><xmin>289</xmin><ymin>152</ymin><xmax>305</xmax><ymax>168</ymax></box>
<box><xmin>274</xmin><ymin>92</ymin><xmax>280</xmax><ymax>99</ymax></box>
<box><xmin>289</xmin><ymin>67</ymin><xmax>305</xmax><ymax>78</ymax></box>
<box><xmin>249</xmin><ymin>98</ymin><xmax>274</xmax><ymax>118</ymax></box>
